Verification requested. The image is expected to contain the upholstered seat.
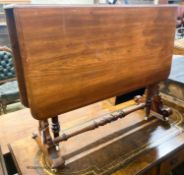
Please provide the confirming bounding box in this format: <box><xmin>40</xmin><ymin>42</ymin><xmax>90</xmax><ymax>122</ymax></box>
<box><xmin>0</xmin><ymin>81</ymin><xmax>18</xmax><ymax>100</ymax></box>
<box><xmin>0</xmin><ymin>48</ymin><xmax>19</xmax><ymax>114</ymax></box>
<box><xmin>0</xmin><ymin>51</ymin><xmax>16</xmax><ymax>80</ymax></box>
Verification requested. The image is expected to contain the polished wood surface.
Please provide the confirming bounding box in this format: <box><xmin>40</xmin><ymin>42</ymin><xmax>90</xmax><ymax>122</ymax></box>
<box><xmin>5</xmin><ymin>5</ymin><xmax>176</xmax><ymax>120</ymax></box>
<box><xmin>0</xmin><ymin>100</ymin><xmax>134</xmax><ymax>154</ymax></box>
<box><xmin>4</xmin><ymin>100</ymin><xmax>184</xmax><ymax>175</ymax></box>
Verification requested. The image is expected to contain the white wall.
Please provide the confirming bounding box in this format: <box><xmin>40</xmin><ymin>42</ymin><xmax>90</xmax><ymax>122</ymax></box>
<box><xmin>31</xmin><ymin>0</ymin><xmax>95</xmax><ymax>4</ymax></box>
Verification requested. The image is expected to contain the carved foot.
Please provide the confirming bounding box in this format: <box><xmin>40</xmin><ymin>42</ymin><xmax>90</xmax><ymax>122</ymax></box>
<box><xmin>152</xmin><ymin>90</ymin><xmax>172</xmax><ymax>121</ymax></box>
<box><xmin>134</xmin><ymin>95</ymin><xmax>145</xmax><ymax>104</ymax></box>
<box><xmin>158</xmin><ymin>106</ymin><xmax>172</xmax><ymax>121</ymax></box>
<box><xmin>144</xmin><ymin>116</ymin><xmax>149</xmax><ymax>120</ymax></box>
<box><xmin>51</xmin><ymin>156</ymin><xmax>65</xmax><ymax>169</ymax></box>
<box><xmin>134</xmin><ymin>95</ymin><xmax>150</xmax><ymax>120</ymax></box>
<box><xmin>134</xmin><ymin>85</ymin><xmax>172</xmax><ymax>121</ymax></box>
<box><xmin>32</xmin><ymin>133</ymin><xmax>65</xmax><ymax>169</ymax></box>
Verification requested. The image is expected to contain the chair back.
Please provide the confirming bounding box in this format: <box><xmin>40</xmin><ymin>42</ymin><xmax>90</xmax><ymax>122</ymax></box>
<box><xmin>0</xmin><ymin>47</ymin><xmax>16</xmax><ymax>84</ymax></box>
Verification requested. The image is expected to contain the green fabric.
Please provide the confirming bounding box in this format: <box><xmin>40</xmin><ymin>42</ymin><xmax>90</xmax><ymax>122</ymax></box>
<box><xmin>0</xmin><ymin>51</ymin><xmax>15</xmax><ymax>80</ymax></box>
<box><xmin>0</xmin><ymin>81</ymin><xmax>19</xmax><ymax>101</ymax></box>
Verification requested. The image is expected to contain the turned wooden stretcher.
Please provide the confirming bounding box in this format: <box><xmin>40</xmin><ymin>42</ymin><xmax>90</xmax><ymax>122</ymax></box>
<box><xmin>5</xmin><ymin>5</ymin><xmax>177</xmax><ymax>169</ymax></box>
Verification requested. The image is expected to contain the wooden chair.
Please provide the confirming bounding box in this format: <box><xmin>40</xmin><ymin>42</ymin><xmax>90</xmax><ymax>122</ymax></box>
<box><xmin>175</xmin><ymin>6</ymin><xmax>184</xmax><ymax>54</ymax></box>
<box><xmin>0</xmin><ymin>46</ymin><xmax>19</xmax><ymax>114</ymax></box>
<box><xmin>5</xmin><ymin>5</ymin><xmax>177</xmax><ymax>170</ymax></box>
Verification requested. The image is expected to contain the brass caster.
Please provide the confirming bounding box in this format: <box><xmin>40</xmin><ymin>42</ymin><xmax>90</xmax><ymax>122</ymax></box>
<box><xmin>51</xmin><ymin>157</ymin><xmax>65</xmax><ymax>169</ymax></box>
<box><xmin>56</xmin><ymin>145</ymin><xmax>60</xmax><ymax>151</ymax></box>
<box><xmin>51</xmin><ymin>168</ymin><xmax>58</xmax><ymax>173</ymax></box>
<box><xmin>144</xmin><ymin>116</ymin><xmax>148</xmax><ymax>120</ymax></box>
<box><xmin>134</xmin><ymin>95</ymin><xmax>143</xmax><ymax>104</ymax></box>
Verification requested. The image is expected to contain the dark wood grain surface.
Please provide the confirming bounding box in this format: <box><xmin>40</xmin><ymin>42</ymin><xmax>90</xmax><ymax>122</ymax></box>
<box><xmin>5</xmin><ymin>5</ymin><xmax>177</xmax><ymax>120</ymax></box>
<box><xmin>0</xmin><ymin>100</ymin><xmax>134</xmax><ymax>155</ymax></box>
<box><xmin>4</xmin><ymin>100</ymin><xmax>184</xmax><ymax>175</ymax></box>
<box><xmin>0</xmin><ymin>146</ymin><xmax>4</xmax><ymax>175</ymax></box>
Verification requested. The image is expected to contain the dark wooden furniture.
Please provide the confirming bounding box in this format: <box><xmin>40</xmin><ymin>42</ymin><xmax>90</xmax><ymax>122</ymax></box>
<box><xmin>0</xmin><ymin>146</ymin><xmax>7</xmax><ymax>175</ymax></box>
<box><xmin>0</xmin><ymin>101</ymin><xmax>184</xmax><ymax>175</ymax></box>
<box><xmin>176</xmin><ymin>6</ymin><xmax>184</xmax><ymax>39</ymax></box>
<box><xmin>5</xmin><ymin>5</ymin><xmax>177</xmax><ymax>170</ymax></box>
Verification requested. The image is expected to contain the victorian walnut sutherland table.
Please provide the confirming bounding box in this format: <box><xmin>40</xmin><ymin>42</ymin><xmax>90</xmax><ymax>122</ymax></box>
<box><xmin>4</xmin><ymin>4</ymin><xmax>178</xmax><ymax>174</ymax></box>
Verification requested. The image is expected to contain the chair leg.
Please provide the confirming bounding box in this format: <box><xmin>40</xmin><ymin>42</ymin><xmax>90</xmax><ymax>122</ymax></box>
<box><xmin>2</xmin><ymin>103</ymin><xmax>7</xmax><ymax>114</ymax></box>
<box><xmin>0</xmin><ymin>103</ymin><xmax>3</xmax><ymax>115</ymax></box>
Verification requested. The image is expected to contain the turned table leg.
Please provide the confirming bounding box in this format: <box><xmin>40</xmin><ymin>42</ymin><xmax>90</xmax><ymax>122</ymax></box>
<box><xmin>145</xmin><ymin>84</ymin><xmax>172</xmax><ymax>121</ymax></box>
<box><xmin>51</xmin><ymin>116</ymin><xmax>60</xmax><ymax>150</ymax></box>
<box><xmin>145</xmin><ymin>85</ymin><xmax>156</xmax><ymax>120</ymax></box>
